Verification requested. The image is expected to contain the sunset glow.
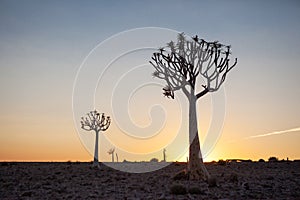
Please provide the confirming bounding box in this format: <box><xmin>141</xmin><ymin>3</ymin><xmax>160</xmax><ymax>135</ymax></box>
<box><xmin>0</xmin><ymin>1</ymin><xmax>300</xmax><ymax>163</ymax></box>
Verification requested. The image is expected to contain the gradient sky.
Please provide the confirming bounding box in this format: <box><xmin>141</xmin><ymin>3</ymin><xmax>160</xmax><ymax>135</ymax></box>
<box><xmin>0</xmin><ymin>0</ymin><xmax>300</xmax><ymax>162</ymax></box>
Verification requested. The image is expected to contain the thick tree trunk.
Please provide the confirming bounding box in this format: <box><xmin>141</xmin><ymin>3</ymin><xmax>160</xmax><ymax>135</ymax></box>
<box><xmin>93</xmin><ymin>131</ymin><xmax>99</xmax><ymax>166</ymax></box>
<box><xmin>188</xmin><ymin>95</ymin><xmax>210</xmax><ymax>180</ymax></box>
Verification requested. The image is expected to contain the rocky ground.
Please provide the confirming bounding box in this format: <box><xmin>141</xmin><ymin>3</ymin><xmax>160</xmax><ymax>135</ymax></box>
<box><xmin>1</xmin><ymin>161</ymin><xmax>300</xmax><ymax>199</ymax></box>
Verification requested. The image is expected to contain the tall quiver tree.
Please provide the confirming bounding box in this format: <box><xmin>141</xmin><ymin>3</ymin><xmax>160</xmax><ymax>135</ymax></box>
<box><xmin>81</xmin><ymin>110</ymin><xmax>111</xmax><ymax>167</ymax></box>
<box><xmin>150</xmin><ymin>33</ymin><xmax>237</xmax><ymax>180</ymax></box>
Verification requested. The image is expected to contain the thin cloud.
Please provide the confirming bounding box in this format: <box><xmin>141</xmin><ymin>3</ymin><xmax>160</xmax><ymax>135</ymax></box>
<box><xmin>245</xmin><ymin>127</ymin><xmax>300</xmax><ymax>140</ymax></box>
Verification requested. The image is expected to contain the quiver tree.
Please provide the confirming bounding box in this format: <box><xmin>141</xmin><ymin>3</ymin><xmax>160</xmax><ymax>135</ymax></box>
<box><xmin>150</xmin><ymin>33</ymin><xmax>237</xmax><ymax>180</ymax></box>
<box><xmin>163</xmin><ymin>148</ymin><xmax>167</xmax><ymax>162</ymax></box>
<box><xmin>81</xmin><ymin>110</ymin><xmax>111</xmax><ymax>167</ymax></box>
<box><xmin>107</xmin><ymin>148</ymin><xmax>115</xmax><ymax>162</ymax></box>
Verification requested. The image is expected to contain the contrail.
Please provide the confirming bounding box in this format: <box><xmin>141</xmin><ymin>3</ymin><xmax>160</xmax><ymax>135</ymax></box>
<box><xmin>245</xmin><ymin>127</ymin><xmax>300</xmax><ymax>140</ymax></box>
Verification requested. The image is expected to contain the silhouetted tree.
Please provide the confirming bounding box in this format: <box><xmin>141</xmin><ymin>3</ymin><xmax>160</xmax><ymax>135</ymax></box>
<box><xmin>81</xmin><ymin>110</ymin><xmax>111</xmax><ymax>167</ymax></box>
<box><xmin>108</xmin><ymin>148</ymin><xmax>115</xmax><ymax>162</ymax></box>
<box><xmin>150</xmin><ymin>33</ymin><xmax>237</xmax><ymax>180</ymax></box>
<box><xmin>163</xmin><ymin>148</ymin><xmax>167</xmax><ymax>162</ymax></box>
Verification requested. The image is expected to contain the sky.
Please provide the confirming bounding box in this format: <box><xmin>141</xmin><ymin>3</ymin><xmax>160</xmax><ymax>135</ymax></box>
<box><xmin>0</xmin><ymin>0</ymin><xmax>300</xmax><ymax>163</ymax></box>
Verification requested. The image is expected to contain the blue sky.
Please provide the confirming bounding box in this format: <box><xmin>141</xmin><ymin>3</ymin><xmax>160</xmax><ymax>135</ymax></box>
<box><xmin>0</xmin><ymin>0</ymin><xmax>299</xmax><ymax>162</ymax></box>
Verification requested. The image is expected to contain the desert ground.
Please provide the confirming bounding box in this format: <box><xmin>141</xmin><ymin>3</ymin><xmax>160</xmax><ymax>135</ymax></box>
<box><xmin>1</xmin><ymin>161</ymin><xmax>300</xmax><ymax>199</ymax></box>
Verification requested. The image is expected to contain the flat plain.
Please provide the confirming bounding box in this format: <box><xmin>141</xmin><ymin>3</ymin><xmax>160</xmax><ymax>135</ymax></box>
<box><xmin>1</xmin><ymin>161</ymin><xmax>300</xmax><ymax>199</ymax></box>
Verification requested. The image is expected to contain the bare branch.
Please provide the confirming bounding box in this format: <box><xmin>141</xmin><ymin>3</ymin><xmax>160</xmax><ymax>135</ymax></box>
<box><xmin>196</xmin><ymin>86</ymin><xmax>209</xmax><ymax>99</ymax></box>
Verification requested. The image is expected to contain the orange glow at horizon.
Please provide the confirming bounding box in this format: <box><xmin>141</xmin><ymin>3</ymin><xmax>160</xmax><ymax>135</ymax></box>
<box><xmin>1</xmin><ymin>118</ymin><xmax>299</xmax><ymax>162</ymax></box>
<box><xmin>1</xmin><ymin>100</ymin><xmax>300</xmax><ymax>162</ymax></box>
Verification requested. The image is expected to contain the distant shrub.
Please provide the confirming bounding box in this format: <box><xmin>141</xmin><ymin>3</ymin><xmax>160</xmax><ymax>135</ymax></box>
<box><xmin>218</xmin><ymin>159</ymin><xmax>226</xmax><ymax>165</ymax></box>
<box><xmin>258</xmin><ymin>159</ymin><xmax>265</xmax><ymax>162</ymax></box>
<box><xmin>242</xmin><ymin>159</ymin><xmax>252</xmax><ymax>163</ymax></box>
<box><xmin>268</xmin><ymin>157</ymin><xmax>278</xmax><ymax>162</ymax></box>
<box><xmin>150</xmin><ymin>158</ymin><xmax>159</xmax><ymax>162</ymax></box>
<box><xmin>210</xmin><ymin>160</ymin><xmax>217</xmax><ymax>164</ymax></box>
<box><xmin>170</xmin><ymin>183</ymin><xmax>187</xmax><ymax>195</ymax></box>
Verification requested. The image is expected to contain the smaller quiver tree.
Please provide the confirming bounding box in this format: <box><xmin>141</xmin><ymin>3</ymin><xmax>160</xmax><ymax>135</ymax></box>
<box><xmin>108</xmin><ymin>148</ymin><xmax>115</xmax><ymax>162</ymax></box>
<box><xmin>81</xmin><ymin>110</ymin><xmax>111</xmax><ymax>167</ymax></box>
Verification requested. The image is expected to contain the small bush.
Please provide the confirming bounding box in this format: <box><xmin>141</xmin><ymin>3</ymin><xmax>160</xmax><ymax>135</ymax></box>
<box><xmin>170</xmin><ymin>183</ymin><xmax>187</xmax><ymax>195</ymax></box>
<box><xmin>150</xmin><ymin>158</ymin><xmax>159</xmax><ymax>162</ymax></box>
<box><xmin>218</xmin><ymin>159</ymin><xmax>226</xmax><ymax>165</ymax></box>
<box><xmin>268</xmin><ymin>157</ymin><xmax>278</xmax><ymax>162</ymax></box>
<box><xmin>258</xmin><ymin>159</ymin><xmax>265</xmax><ymax>162</ymax></box>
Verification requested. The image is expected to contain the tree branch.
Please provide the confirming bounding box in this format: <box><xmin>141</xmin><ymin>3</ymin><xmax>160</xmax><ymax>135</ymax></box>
<box><xmin>80</xmin><ymin>110</ymin><xmax>111</xmax><ymax>133</ymax></box>
<box><xmin>150</xmin><ymin>33</ymin><xmax>237</xmax><ymax>100</ymax></box>
<box><xmin>196</xmin><ymin>86</ymin><xmax>209</xmax><ymax>99</ymax></box>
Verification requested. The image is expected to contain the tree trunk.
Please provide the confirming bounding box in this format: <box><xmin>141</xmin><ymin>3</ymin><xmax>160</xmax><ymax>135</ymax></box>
<box><xmin>188</xmin><ymin>95</ymin><xmax>210</xmax><ymax>180</ymax></box>
<box><xmin>93</xmin><ymin>131</ymin><xmax>99</xmax><ymax>166</ymax></box>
